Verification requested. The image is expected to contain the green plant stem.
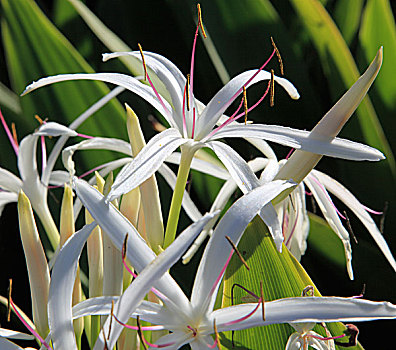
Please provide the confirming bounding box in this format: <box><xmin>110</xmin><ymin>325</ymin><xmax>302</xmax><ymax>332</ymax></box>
<box><xmin>163</xmin><ymin>146</ymin><xmax>195</xmax><ymax>248</ymax></box>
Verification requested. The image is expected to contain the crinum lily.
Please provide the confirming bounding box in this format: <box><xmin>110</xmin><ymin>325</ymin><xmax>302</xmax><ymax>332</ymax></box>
<box><xmin>21</xmin><ymin>21</ymin><xmax>383</xmax><ymax>249</ymax></box>
<box><xmin>69</xmin><ymin>177</ymin><xmax>396</xmax><ymax>350</ymax></box>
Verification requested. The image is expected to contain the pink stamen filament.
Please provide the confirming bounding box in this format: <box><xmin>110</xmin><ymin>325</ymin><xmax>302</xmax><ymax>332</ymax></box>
<box><xmin>309</xmin><ymin>333</ymin><xmax>347</xmax><ymax>341</ymax></box>
<box><xmin>222</xmin><ymin>300</ymin><xmax>262</xmax><ymax>327</ymax></box>
<box><xmin>77</xmin><ymin>132</ymin><xmax>94</xmax><ymax>139</ymax></box>
<box><xmin>208</xmin><ymin>250</ymin><xmax>234</xmax><ymax>299</ymax></box>
<box><xmin>0</xmin><ymin>109</ymin><xmax>19</xmax><ymax>155</ymax></box>
<box><xmin>122</xmin><ymin>258</ymin><xmax>169</xmax><ymax>302</ymax></box>
<box><xmin>207</xmin><ymin>79</ymin><xmax>271</xmax><ymax>140</ymax></box>
<box><xmin>285</xmin><ymin>210</ymin><xmax>299</xmax><ymax>247</ymax></box>
<box><xmin>182</xmin><ymin>82</ymin><xmax>188</xmax><ymax>137</ymax></box>
<box><xmin>309</xmin><ymin>175</ymin><xmax>346</xmax><ymax>220</ymax></box>
<box><xmin>189</xmin><ymin>17</ymin><xmax>201</xmax><ymax>102</ymax></box>
<box><xmin>41</xmin><ymin>135</ymin><xmax>47</xmax><ymax>175</ymax></box>
<box><xmin>113</xmin><ymin>314</ymin><xmax>164</xmax><ymax>331</ymax></box>
<box><xmin>285</xmin><ymin>148</ymin><xmax>294</xmax><ymax>160</ymax></box>
<box><xmin>9</xmin><ymin>298</ymin><xmax>52</xmax><ymax>349</ymax></box>
<box><xmin>207</xmin><ymin>338</ymin><xmax>219</xmax><ymax>349</ymax></box>
<box><xmin>361</xmin><ymin>205</ymin><xmax>383</xmax><ymax>215</ymax></box>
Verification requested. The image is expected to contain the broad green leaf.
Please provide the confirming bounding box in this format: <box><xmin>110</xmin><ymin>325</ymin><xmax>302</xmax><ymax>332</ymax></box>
<box><xmin>0</xmin><ymin>81</ymin><xmax>21</xmax><ymax>114</ymax></box>
<box><xmin>221</xmin><ymin>216</ymin><xmax>363</xmax><ymax>349</ymax></box>
<box><xmin>359</xmin><ymin>0</ymin><xmax>396</xmax><ymax>110</ymax></box>
<box><xmin>307</xmin><ymin>213</ymin><xmax>346</xmax><ymax>267</ymax></box>
<box><xmin>334</xmin><ymin>0</ymin><xmax>364</xmax><ymax>45</ymax></box>
<box><xmin>289</xmin><ymin>0</ymin><xmax>395</xmax><ymax>177</ymax></box>
<box><xmin>1</xmin><ymin>0</ymin><xmax>125</xmax><ymax>169</ymax></box>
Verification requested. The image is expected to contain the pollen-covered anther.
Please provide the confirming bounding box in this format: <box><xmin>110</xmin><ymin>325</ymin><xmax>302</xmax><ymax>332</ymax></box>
<box><xmin>138</xmin><ymin>43</ymin><xmax>148</xmax><ymax>81</ymax></box>
<box><xmin>122</xmin><ymin>233</ymin><xmax>129</xmax><ymax>261</ymax></box>
<box><xmin>213</xmin><ymin>319</ymin><xmax>221</xmax><ymax>349</ymax></box>
<box><xmin>34</xmin><ymin>114</ymin><xmax>46</xmax><ymax>125</ymax></box>
<box><xmin>270</xmin><ymin>36</ymin><xmax>284</xmax><ymax>75</ymax></box>
<box><xmin>225</xmin><ymin>235</ymin><xmax>250</xmax><ymax>271</ymax></box>
<box><xmin>302</xmin><ymin>285</ymin><xmax>315</xmax><ymax>297</ymax></box>
<box><xmin>270</xmin><ymin>69</ymin><xmax>275</xmax><ymax>107</ymax></box>
<box><xmin>7</xmin><ymin>278</ymin><xmax>12</xmax><ymax>322</ymax></box>
<box><xmin>197</xmin><ymin>4</ymin><xmax>207</xmax><ymax>38</ymax></box>
<box><xmin>243</xmin><ymin>86</ymin><xmax>248</xmax><ymax>125</ymax></box>
<box><xmin>11</xmin><ymin>122</ymin><xmax>18</xmax><ymax>147</ymax></box>
<box><xmin>186</xmin><ymin>74</ymin><xmax>191</xmax><ymax>111</ymax></box>
<box><xmin>344</xmin><ymin>211</ymin><xmax>358</xmax><ymax>244</ymax></box>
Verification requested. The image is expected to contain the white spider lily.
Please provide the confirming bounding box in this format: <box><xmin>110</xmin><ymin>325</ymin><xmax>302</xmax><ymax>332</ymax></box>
<box><xmin>285</xmin><ymin>322</ymin><xmax>335</xmax><ymax>350</ymax></box>
<box><xmin>21</xmin><ymin>49</ymin><xmax>384</xmax><ymax>205</ymax></box>
<box><xmin>71</xmin><ymin>178</ymin><xmax>396</xmax><ymax>349</ymax></box>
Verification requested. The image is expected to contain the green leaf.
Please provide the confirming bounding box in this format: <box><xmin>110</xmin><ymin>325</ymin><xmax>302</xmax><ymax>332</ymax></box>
<box><xmin>221</xmin><ymin>216</ymin><xmax>363</xmax><ymax>349</ymax></box>
<box><xmin>0</xmin><ymin>81</ymin><xmax>21</xmax><ymax>114</ymax></box>
<box><xmin>334</xmin><ymin>0</ymin><xmax>364</xmax><ymax>45</ymax></box>
<box><xmin>1</xmin><ymin>0</ymin><xmax>125</xmax><ymax>168</ymax></box>
<box><xmin>359</xmin><ymin>0</ymin><xmax>396</xmax><ymax>110</ymax></box>
<box><xmin>289</xmin><ymin>0</ymin><xmax>395</xmax><ymax>178</ymax></box>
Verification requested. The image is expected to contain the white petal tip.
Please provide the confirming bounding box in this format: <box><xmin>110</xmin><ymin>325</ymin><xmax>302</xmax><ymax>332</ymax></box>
<box><xmin>102</xmin><ymin>53</ymin><xmax>111</xmax><ymax>62</ymax></box>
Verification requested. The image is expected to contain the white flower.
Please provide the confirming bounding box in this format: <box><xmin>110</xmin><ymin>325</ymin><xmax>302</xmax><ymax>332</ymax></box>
<box><xmin>286</xmin><ymin>322</ymin><xmax>335</xmax><ymax>350</ymax></box>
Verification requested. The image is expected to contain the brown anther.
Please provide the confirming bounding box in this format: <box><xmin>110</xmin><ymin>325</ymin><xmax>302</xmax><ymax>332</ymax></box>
<box><xmin>7</xmin><ymin>279</ymin><xmax>12</xmax><ymax>322</ymax></box>
<box><xmin>344</xmin><ymin>211</ymin><xmax>358</xmax><ymax>244</ymax></box>
<box><xmin>270</xmin><ymin>37</ymin><xmax>284</xmax><ymax>75</ymax></box>
<box><xmin>11</xmin><ymin>123</ymin><xmax>18</xmax><ymax>146</ymax></box>
<box><xmin>380</xmin><ymin>201</ymin><xmax>388</xmax><ymax>234</ymax></box>
<box><xmin>186</xmin><ymin>74</ymin><xmax>191</xmax><ymax>111</ymax></box>
<box><xmin>102</xmin><ymin>328</ymin><xmax>109</xmax><ymax>350</ymax></box>
<box><xmin>213</xmin><ymin>319</ymin><xmax>221</xmax><ymax>349</ymax></box>
<box><xmin>108</xmin><ymin>300</ymin><xmax>114</xmax><ymax>340</ymax></box>
<box><xmin>138</xmin><ymin>43</ymin><xmax>148</xmax><ymax>81</ymax></box>
<box><xmin>197</xmin><ymin>4</ymin><xmax>207</xmax><ymax>38</ymax></box>
<box><xmin>302</xmin><ymin>285</ymin><xmax>314</xmax><ymax>297</ymax></box>
<box><xmin>137</xmin><ymin>316</ymin><xmax>148</xmax><ymax>350</ymax></box>
<box><xmin>225</xmin><ymin>235</ymin><xmax>250</xmax><ymax>271</ymax></box>
<box><xmin>243</xmin><ymin>86</ymin><xmax>248</xmax><ymax>125</ymax></box>
<box><xmin>34</xmin><ymin>114</ymin><xmax>44</xmax><ymax>125</ymax></box>
<box><xmin>270</xmin><ymin>69</ymin><xmax>275</xmax><ymax>107</ymax></box>
<box><xmin>122</xmin><ymin>233</ymin><xmax>129</xmax><ymax>261</ymax></box>
<box><xmin>260</xmin><ymin>280</ymin><xmax>265</xmax><ymax>321</ymax></box>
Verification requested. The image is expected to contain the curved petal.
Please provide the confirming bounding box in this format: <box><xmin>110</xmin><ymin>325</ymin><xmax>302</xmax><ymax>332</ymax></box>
<box><xmin>73</xmin><ymin>178</ymin><xmax>191</xmax><ymax>309</ymax></box>
<box><xmin>191</xmin><ymin>180</ymin><xmax>296</xmax><ymax>315</ymax></box>
<box><xmin>0</xmin><ymin>192</ymin><xmax>18</xmax><ymax>216</ymax></box>
<box><xmin>312</xmin><ymin>169</ymin><xmax>396</xmax><ymax>273</ymax></box>
<box><xmin>211</xmin><ymin>296</ymin><xmax>396</xmax><ymax>332</ymax></box>
<box><xmin>285</xmin><ymin>333</ymin><xmax>301</xmax><ymax>350</ymax></box>
<box><xmin>196</xmin><ymin>70</ymin><xmax>299</xmax><ymax>139</ymax></box>
<box><xmin>96</xmin><ymin>211</ymin><xmax>218</xmax><ymax>349</ymax></box>
<box><xmin>209</xmin><ymin>124</ymin><xmax>385</xmax><ymax>161</ymax></box>
<box><xmin>304</xmin><ymin>174</ymin><xmax>353</xmax><ymax>279</ymax></box>
<box><xmin>22</xmin><ymin>73</ymin><xmax>177</xmax><ymax>129</ymax></box>
<box><xmin>0</xmin><ymin>329</ymin><xmax>34</xmax><ymax>341</ymax></box>
<box><xmin>34</xmin><ymin>122</ymin><xmax>77</xmax><ymax>137</ymax></box>
<box><xmin>108</xmin><ymin>129</ymin><xmax>188</xmax><ymax>201</ymax></box>
<box><xmin>207</xmin><ymin>141</ymin><xmax>261</xmax><ymax>193</ymax></box>
<box><xmin>259</xmin><ymin>203</ymin><xmax>284</xmax><ymax>252</ymax></box>
<box><xmin>0</xmin><ymin>338</ymin><xmax>24</xmax><ymax>350</ymax></box>
<box><xmin>48</xmin><ymin>222</ymin><xmax>97</xmax><ymax>350</ymax></box>
<box><xmin>0</xmin><ymin>168</ymin><xmax>22</xmax><ymax>193</ymax></box>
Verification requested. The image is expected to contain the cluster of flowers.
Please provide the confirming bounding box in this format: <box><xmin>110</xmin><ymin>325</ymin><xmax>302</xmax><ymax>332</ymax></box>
<box><xmin>1</xmin><ymin>9</ymin><xmax>396</xmax><ymax>350</ymax></box>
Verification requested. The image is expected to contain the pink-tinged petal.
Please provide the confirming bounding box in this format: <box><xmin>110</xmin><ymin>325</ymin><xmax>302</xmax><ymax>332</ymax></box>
<box><xmin>95</xmin><ymin>211</ymin><xmax>218</xmax><ymax>349</ymax></box>
<box><xmin>196</xmin><ymin>70</ymin><xmax>299</xmax><ymax>140</ymax></box>
<box><xmin>22</xmin><ymin>73</ymin><xmax>176</xmax><ymax>129</ymax></box>
<box><xmin>312</xmin><ymin>169</ymin><xmax>396</xmax><ymax>274</ymax></box>
<box><xmin>211</xmin><ymin>296</ymin><xmax>396</xmax><ymax>332</ymax></box>
<box><xmin>209</xmin><ymin>124</ymin><xmax>384</xmax><ymax>161</ymax></box>
<box><xmin>108</xmin><ymin>128</ymin><xmax>188</xmax><ymax>201</ymax></box>
<box><xmin>191</xmin><ymin>180</ymin><xmax>295</xmax><ymax>316</ymax></box>
<box><xmin>49</xmin><ymin>222</ymin><xmax>97</xmax><ymax>350</ymax></box>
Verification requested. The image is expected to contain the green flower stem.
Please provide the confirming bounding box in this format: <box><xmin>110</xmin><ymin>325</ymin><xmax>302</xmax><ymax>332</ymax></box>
<box><xmin>163</xmin><ymin>146</ymin><xmax>195</xmax><ymax>248</ymax></box>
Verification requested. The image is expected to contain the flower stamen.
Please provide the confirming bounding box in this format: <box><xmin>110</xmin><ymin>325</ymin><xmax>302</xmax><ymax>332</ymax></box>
<box><xmin>270</xmin><ymin>69</ymin><xmax>275</xmax><ymax>107</ymax></box>
<box><xmin>243</xmin><ymin>86</ymin><xmax>248</xmax><ymax>125</ymax></box>
<box><xmin>270</xmin><ymin>37</ymin><xmax>284</xmax><ymax>75</ymax></box>
<box><xmin>0</xmin><ymin>109</ymin><xmax>19</xmax><ymax>155</ymax></box>
<box><xmin>138</xmin><ymin>43</ymin><xmax>148</xmax><ymax>81</ymax></box>
<box><xmin>344</xmin><ymin>211</ymin><xmax>358</xmax><ymax>244</ymax></box>
<box><xmin>225</xmin><ymin>235</ymin><xmax>250</xmax><ymax>271</ymax></box>
<box><xmin>11</xmin><ymin>122</ymin><xmax>18</xmax><ymax>148</ymax></box>
<box><xmin>260</xmin><ymin>280</ymin><xmax>265</xmax><ymax>321</ymax></box>
<box><xmin>197</xmin><ymin>4</ymin><xmax>207</xmax><ymax>39</ymax></box>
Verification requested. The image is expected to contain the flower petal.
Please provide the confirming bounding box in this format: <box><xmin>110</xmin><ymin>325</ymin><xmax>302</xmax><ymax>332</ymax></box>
<box><xmin>312</xmin><ymin>169</ymin><xmax>396</xmax><ymax>273</ymax></box>
<box><xmin>22</xmin><ymin>73</ymin><xmax>177</xmax><ymax>129</ymax></box>
<box><xmin>48</xmin><ymin>222</ymin><xmax>97</xmax><ymax>350</ymax></box>
<box><xmin>196</xmin><ymin>70</ymin><xmax>299</xmax><ymax>139</ymax></box>
<box><xmin>34</xmin><ymin>122</ymin><xmax>78</xmax><ymax>137</ymax></box>
<box><xmin>0</xmin><ymin>168</ymin><xmax>23</xmax><ymax>193</ymax></box>
<box><xmin>0</xmin><ymin>192</ymin><xmax>18</xmax><ymax>215</ymax></box>
<box><xmin>108</xmin><ymin>128</ymin><xmax>188</xmax><ymax>201</ymax></box>
<box><xmin>210</xmin><ymin>124</ymin><xmax>385</xmax><ymax>161</ymax></box>
<box><xmin>95</xmin><ymin>211</ymin><xmax>218</xmax><ymax>349</ymax></box>
<box><xmin>191</xmin><ymin>180</ymin><xmax>296</xmax><ymax>315</ymax></box>
<box><xmin>0</xmin><ymin>329</ymin><xmax>34</xmax><ymax>341</ymax></box>
<box><xmin>212</xmin><ymin>296</ymin><xmax>396</xmax><ymax>332</ymax></box>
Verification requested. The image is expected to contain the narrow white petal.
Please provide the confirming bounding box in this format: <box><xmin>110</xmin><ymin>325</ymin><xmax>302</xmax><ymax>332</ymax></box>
<box><xmin>0</xmin><ymin>338</ymin><xmax>24</xmax><ymax>350</ymax></box>
<box><xmin>259</xmin><ymin>203</ymin><xmax>284</xmax><ymax>252</ymax></box>
<box><xmin>207</xmin><ymin>141</ymin><xmax>261</xmax><ymax>193</ymax></box>
<box><xmin>0</xmin><ymin>328</ymin><xmax>34</xmax><ymax>340</ymax></box>
<box><xmin>191</xmin><ymin>180</ymin><xmax>296</xmax><ymax>314</ymax></box>
<box><xmin>313</xmin><ymin>170</ymin><xmax>396</xmax><ymax>273</ymax></box>
<box><xmin>0</xmin><ymin>168</ymin><xmax>22</xmax><ymax>193</ymax></box>
<box><xmin>73</xmin><ymin>178</ymin><xmax>191</xmax><ymax>308</ymax></box>
<box><xmin>49</xmin><ymin>170</ymin><xmax>70</xmax><ymax>186</ymax></box>
<box><xmin>210</xmin><ymin>124</ymin><xmax>385</xmax><ymax>161</ymax></box>
<box><xmin>0</xmin><ymin>192</ymin><xmax>18</xmax><ymax>216</ymax></box>
<box><xmin>22</xmin><ymin>73</ymin><xmax>177</xmax><ymax>129</ymax></box>
<box><xmin>304</xmin><ymin>175</ymin><xmax>353</xmax><ymax>279</ymax></box>
<box><xmin>34</xmin><ymin>122</ymin><xmax>78</xmax><ymax>137</ymax></box>
<box><xmin>196</xmin><ymin>70</ymin><xmax>299</xmax><ymax>139</ymax></box>
<box><xmin>48</xmin><ymin>222</ymin><xmax>97</xmax><ymax>350</ymax></box>
<box><xmin>108</xmin><ymin>129</ymin><xmax>188</xmax><ymax>201</ymax></box>
<box><xmin>96</xmin><ymin>211</ymin><xmax>217</xmax><ymax>349</ymax></box>
<box><xmin>212</xmin><ymin>296</ymin><xmax>396</xmax><ymax>332</ymax></box>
